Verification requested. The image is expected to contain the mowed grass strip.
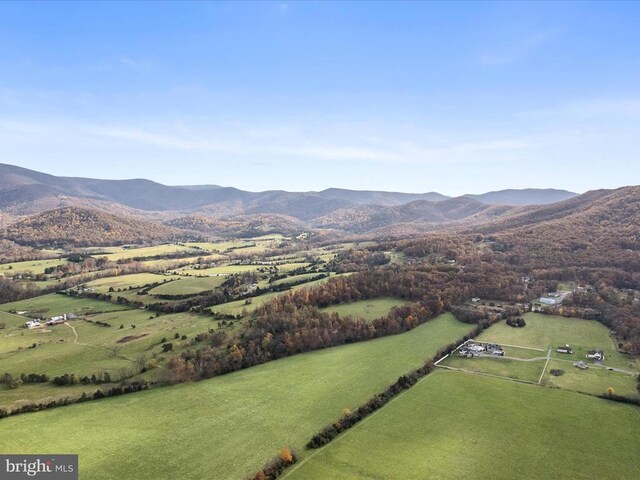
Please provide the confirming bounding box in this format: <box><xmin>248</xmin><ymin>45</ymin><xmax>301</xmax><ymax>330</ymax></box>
<box><xmin>287</xmin><ymin>370</ymin><xmax>640</xmax><ymax>480</ymax></box>
<box><xmin>0</xmin><ymin>314</ymin><xmax>473</xmax><ymax>480</ymax></box>
<box><xmin>477</xmin><ymin>313</ymin><xmax>638</xmax><ymax>371</ymax></box>
<box><xmin>321</xmin><ymin>297</ymin><xmax>412</xmax><ymax>322</ymax></box>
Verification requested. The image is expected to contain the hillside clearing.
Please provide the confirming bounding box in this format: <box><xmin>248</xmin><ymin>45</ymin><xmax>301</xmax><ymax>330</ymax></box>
<box><xmin>321</xmin><ymin>297</ymin><xmax>412</xmax><ymax>321</ymax></box>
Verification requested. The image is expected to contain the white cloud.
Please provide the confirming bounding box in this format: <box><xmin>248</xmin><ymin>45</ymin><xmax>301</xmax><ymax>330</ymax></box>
<box><xmin>478</xmin><ymin>31</ymin><xmax>556</xmax><ymax>66</ymax></box>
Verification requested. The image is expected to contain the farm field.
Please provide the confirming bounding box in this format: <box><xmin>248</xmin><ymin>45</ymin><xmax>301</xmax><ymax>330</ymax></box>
<box><xmin>321</xmin><ymin>297</ymin><xmax>412</xmax><ymax>321</ymax></box>
<box><xmin>86</xmin><ymin>273</ymin><xmax>177</xmax><ymax>292</ymax></box>
<box><xmin>286</xmin><ymin>369</ymin><xmax>640</xmax><ymax>480</ymax></box>
<box><xmin>477</xmin><ymin>313</ymin><xmax>638</xmax><ymax>370</ymax></box>
<box><xmin>0</xmin><ymin>293</ymin><xmax>132</xmax><ymax>317</ymax></box>
<box><xmin>0</xmin><ymin>258</ymin><xmax>68</xmax><ymax>275</ymax></box>
<box><xmin>100</xmin><ymin>244</ymin><xmax>200</xmax><ymax>261</ymax></box>
<box><xmin>0</xmin><ymin>314</ymin><xmax>473</xmax><ymax>480</ymax></box>
<box><xmin>447</xmin><ymin>313</ymin><xmax>640</xmax><ymax>397</ymax></box>
<box><xmin>189</xmin><ymin>262</ymin><xmax>310</xmax><ymax>276</ymax></box>
<box><xmin>0</xmin><ymin>309</ymin><xmax>220</xmax><ymax>407</ymax></box>
<box><xmin>184</xmin><ymin>241</ymin><xmax>258</xmax><ymax>252</ymax></box>
<box><xmin>440</xmin><ymin>355</ymin><xmax>545</xmax><ymax>383</ymax></box>
<box><xmin>543</xmin><ymin>360</ymin><xmax>640</xmax><ymax>398</ymax></box>
<box><xmin>269</xmin><ymin>272</ymin><xmax>326</xmax><ymax>287</ymax></box>
<box><xmin>147</xmin><ymin>276</ymin><xmax>227</xmax><ymax>296</ymax></box>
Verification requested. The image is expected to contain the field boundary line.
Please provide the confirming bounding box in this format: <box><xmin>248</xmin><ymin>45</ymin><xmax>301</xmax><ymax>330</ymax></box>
<box><xmin>281</xmin><ymin>371</ymin><xmax>442</xmax><ymax>479</ymax></box>
<box><xmin>538</xmin><ymin>348</ymin><xmax>552</xmax><ymax>385</ymax></box>
<box><xmin>435</xmin><ymin>364</ymin><xmax>538</xmax><ymax>385</ymax></box>
<box><xmin>489</xmin><ymin>342</ymin><xmax>545</xmax><ymax>352</ymax></box>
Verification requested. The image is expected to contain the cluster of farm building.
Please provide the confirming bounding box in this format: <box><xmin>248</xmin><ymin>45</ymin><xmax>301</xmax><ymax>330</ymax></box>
<box><xmin>556</xmin><ymin>345</ymin><xmax>604</xmax><ymax>359</ymax></box>
<box><xmin>23</xmin><ymin>313</ymin><xmax>77</xmax><ymax>329</ymax></box>
<box><xmin>458</xmin><ymin>342</ymin><xmax>505</xmax><ymax>357</ymax></box>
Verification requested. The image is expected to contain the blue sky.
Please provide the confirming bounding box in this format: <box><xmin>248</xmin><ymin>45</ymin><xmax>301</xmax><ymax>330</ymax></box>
<box><xmin>1</xmin><ymin>1</ymin><xmax>639</xmax><ymax>194</ymax></box>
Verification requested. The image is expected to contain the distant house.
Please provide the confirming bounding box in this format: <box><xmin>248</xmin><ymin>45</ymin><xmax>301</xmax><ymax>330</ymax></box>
<box><xmin>539</xmin><ymin>297</ymin><xmax>557</xmax><ymax>306</ymax></box>
<box><xmin>45</xmin><ymin>314</ymin><xmax>67</xmax><ymax>326</ymax></box>
<box><xmin>468</xmin><ymin>344</ymin><xmax>485</xmax><ymax>353</ymax></box>
<box><xmin>492</xmin><ymin>350</ymin><xmax>505</xmax><ymax>356</ymax></box>
<box><xmin>471</xmin><ymin>297</ymin><xmax>481</xmax><ymax>303</ymax></box>
<box><xmin>574</xmin><ymin>361</ymin><xmax>588</xmax><ymax>369</ymax></box>
<box><xmin>24</xmin><ymin>320</ymin><xmax>41</xmax><ymax>329</ymax></box>
<box><xmin>556</xmin><ymin>345</ymin><xmax>573</xmax><ymax>354</ymax></box>
<box><xmin>586</xmin><ymin>350</ymin><xmax>605</xmax><ymax>361</ymax></box>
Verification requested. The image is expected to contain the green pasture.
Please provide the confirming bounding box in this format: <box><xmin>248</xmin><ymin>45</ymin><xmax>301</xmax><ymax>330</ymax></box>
<box><xmin>0</xmin><ymin>258</ymin><xmax>68</xmax><ymax>275</ymax></box>
<box><xmin>543</xmin><ymin>360</ymin><xmax>639</xmax><ymax>398</ymax></box>
<box><xmin>440</xmin><ymin>355</ymin><xmax>545</xmax><ymax>383</ymax></box>
<box><xmin>321</xmin><ymin>297</ymin><xmax>412</xmax><ymax>321</ymax></box>
<box><xmin>477</xmin><ymin>313</ymin><xmax>638</xmax><ymax>370</ymax></box>
<box><xmin>0</xmin><ymin>314</ymin><xmax>473</xmax><ymax>480</ymax></box>
<box><xmin>287</xmin><ymin>369</ymin><xmax>640</xmax><ymax>480</ymax></box>
<box><xmin>147</xmin><ymin>276</ymin><xmax>227</xmax><ymax>296</ymax></box>
<box><xmin>101</xmin><ymin>244</ymin><xmax>200</xmax><ymax>261</ymax></box>
<box><xmin>86</xmin><ymin>273</ymin><xmax>177</xmax><ymax>293</ymax></box>
<box><xmin>0</xmin><ymin>294</ymin><xmax>131</xmax><ymax>317</ymax></box>
<box><xmin>0</xmin><ymin>309</ymin><xmax>219</xmax><ymax>406</ymax></box>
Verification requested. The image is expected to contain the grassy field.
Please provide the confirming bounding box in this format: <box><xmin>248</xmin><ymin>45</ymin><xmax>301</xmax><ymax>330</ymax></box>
<box><xmin>269</xmin><ymin>273</ymin><xmax>325</xmax><ymax>287</ymax></box>
<box><xmin>0</xmin><ymin>314</ymin><xmax>473</xmax><ymax>480</ymax></box>
<box><xmin>477</xmin><ymin>313</ymin><xmax>638</xmax><ymax>370</ymax></box>
<box><xmin>0</xmin><ymin>294</ymin><xmax>132</xmax><ymax>317</ymax></box>
<box><xmin>440</xmin><ymin>355</ymin><xmax>545</xmax><ymax>383</ymax></box>
<box><xmin>543</xmin><ymin>360</ymin><xmax>640</xmax><ymax>398</ymax></box>
<box><xmin>187</xmin><ymin>262</ymin><xmax>310</xmax><ymax>276</ymax></box>
<box><xmin>322</xmin><ymin>297</ymin><xmax>412</xmax><ymax>321</ymax></box>
<box><xmin>184</xmin><ymin>241</ymin><xmax>257</xmax><ymax>252</ymax></box>
<box><xmin>286</xmin><ymin>370</ymin><xmax>640</xmax><ymax>480</ymax></box>
<box><xmin>100</xmin><ymin>244</ymin><xmax>199</xmax><ymax>261</ymax></box>
<box><xmin>86</xmin><ymin>273</ymin><xmax>177</xmax><ymax>293</ymax></box>
<box><xmin>0</xmin><ymin>309</ymin><xmax>221</xmax><ymax>406</ymax></box>
<box><xmin>0</xmin><ymin>258</ymin><xmax>68</xmax><ymax>275</ymax></box>
<box><xmin>147</xmin><ymin>276</ymin><xmax>227</xmax><ymax>296</ymax></box>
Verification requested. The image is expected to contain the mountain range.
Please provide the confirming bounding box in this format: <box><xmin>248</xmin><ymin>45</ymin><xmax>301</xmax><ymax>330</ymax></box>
<box><xmin>0</xmin><ymin>163</ymin><xmax>575</xmax><ymax>221</ymax></box>
<box><xmin>4</xmin><ymin>163</ymin><xmax>635</xmax><ymax>245</ymax></box>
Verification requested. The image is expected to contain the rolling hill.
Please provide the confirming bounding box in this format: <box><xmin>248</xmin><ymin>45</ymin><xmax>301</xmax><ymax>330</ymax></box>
<box><xmin>469</xmin><ymin>186</ymin><xmax>640</xmax><ymax>271</ymax></box>
<box><xmin>313</xmin><ymin>197</ymin><xmax>519</xmax><ymax>233</ymax></box>
<box><xmin>464</xmin><ymin>188</ymin><xmax>577</xmax><ymax>205</ymax></box>
<box><xmin>2</xmin><ymin>207</ymin><xmax>179</xmax><ymax>247</ymax></box>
